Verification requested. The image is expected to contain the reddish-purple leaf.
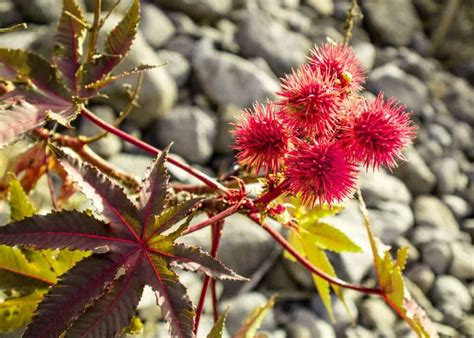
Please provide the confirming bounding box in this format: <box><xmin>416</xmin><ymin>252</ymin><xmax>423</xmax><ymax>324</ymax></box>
<box><xmin>0</xmin><ymin>149</ymin><xmax>241</xmax><ymax>337</ymax></box>
<box><xmin>65</xmin><ymin>255</ymin><xmax>144</xmax><ymax>338</ymax></box>
<box><xmin>53</xmin><ymin>0</ymin><xmax>87</xmax><ymax>94</ymax></box>
<box><xmin>165</xmin><ymin>244</ymin><xmax>246</xmax><ymax>281</ymax></box>
<box><xmin>23</xmin><ymin>253</ymin><xmax>135</xmax><ymax>338</ymax></box>
<box><xmin>56</xmin><ymin>147</ymin><xmax>141</xmax><ymax>239</ymax></box>
<box><xmin>138</xmin><ymin>145</ymin><xmax>170</xmax><ymax>237</ymax></box>
<box><xmin>0</xmin><ymin>210</ymin><xmax>135</xmax><ymax>252</ymax></box>
<box><xmin>145</xmin><ymin>253</ymin><xmax>195</xmax><ymax>338</ymax></box>
<box><xmin>82</xmin><ymin>0</ymin><xmax>140</xmax><ymax>88</ymax></box>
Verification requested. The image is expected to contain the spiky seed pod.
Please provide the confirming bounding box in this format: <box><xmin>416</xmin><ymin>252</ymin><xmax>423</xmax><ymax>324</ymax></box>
<box><xmin>232</xmin><ymin>102</ymin><xmax>293</xmax><ymax>174</ymax></box>
<box><xmin>339</xmin><ymin>93</ymin><xmax>416</xmax><ymax>170</ymax></box>
<box><xmin>277</xmin><ymin>65</ymin><xmax>342</xmax><ymax>139</ymax></box>
<box><xmin>284</xmin><ymin>140</ymin><xmax>358</xmax><ymax>206</ymax></box>
<box><xmin>308</xmin><ymin>43</ymin><xmax>366</xmax><ymax>93</ymax></box>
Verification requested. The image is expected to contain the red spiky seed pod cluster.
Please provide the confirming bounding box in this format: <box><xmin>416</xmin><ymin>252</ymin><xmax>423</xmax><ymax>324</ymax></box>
<box><xmin>232</xmin><ymin>43</ymin><xmax>416</xmax><ymax>206</ymax></box>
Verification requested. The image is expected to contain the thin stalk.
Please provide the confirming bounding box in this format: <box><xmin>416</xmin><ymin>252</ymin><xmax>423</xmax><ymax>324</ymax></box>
<box><xmin>343</xmin><ymin>0</ymin><xmax>359</xmax><ymax>46</ymax></box>
<box><xmin>194</xmin><ymin>218</ymin><xmax>224</xmax><ymax>333</ymax></box>
<box><xmin>182</xmin><ymin>203</ymin><xmax>241</xmax><ymax>235</ymax></box>
<box><xmin>210</xmin><ymin>279</ymin><xmax>219</xmax><ymax>322</ymax></box>
<box><xmin>258</xmin><ymin>217</ymin><xmax>383</xmax><ymax>295</ymax></box>
<box><xmin>81</xmin><ymin>108</ymin><xmax>228</xmax><ymax>193</ymax></box>
<box><xmin>254</xmin><ymin>179</ymin><xmax>289</xmax><ymax>205</ymax></box>
<box><xmin>85</xmin><ymin>0</ymin><xmax>102</xmax><ymax>63</ymax></box>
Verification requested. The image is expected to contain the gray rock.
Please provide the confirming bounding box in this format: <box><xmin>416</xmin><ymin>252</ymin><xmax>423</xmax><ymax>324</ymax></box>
<box><xmin>15</xmin><ymin>0</ymin><xmax>63</xmax><ymax>24</ymax></box>
<box><xmin>311</xmin><ymin>295</ymin><xmax>358</xmax><ymax>335</ymax></box>
<box><xmin>442</xmin><ymin>195</ymin><xmax>472</xmax><ymax>220</ymax></box>
<box><xmin>394</xmin><ymin>321</ymin><xmax>418</xmax><ymax>338</ymax></box>
<box><xmin>140</xmin><ymin>4</ymin><xmax>175</xmax><ymax>49</ymax></box>
<box><xmin>165</xmin><ymin>34</ymin><xmax>197</xmax><ymax>60</ymax></box>
<box><xmin>108</xmin><ymin>153</ymin><xmax>153</xmax><ymax>179</ymax></box>
<box><xmin>99</xmin><ymin>18</ymin><xmax>177</xmax><ymax>127</ymax></box>
<box><xmin>366</xmin><ymin>64</ymin><xmax>429</xmax><ymax>113</ymax></box>
<box><xmin>369</xmin><ymin>201</ymin><xmax>414</xmax><ymax>244</ymax></box>
<box><xmin>449</xmin><ymin>242</ymin><xmax>474</xmax><ymax>280</ymax></box>
<box><xmin>193</xmin><ymin>41</ymin><xmax>279</xmax><ymax>108</ymax></box>
<box><xmin>409</xmin><ymin>225</ymin><xmax>464</xmax><ymax>247</ymax></box>
<box><xmin>393</xmin><ymin>47</ymin><xmax>438</xmax><ymax>82</ymax></box>
<box><xmin>214</xmin><ymin>105</ymin><xmax>241</xmax><ymax>155</ymax></box>
<box><xmin>79</xmin><ymin>106</ymin><xmax>122</xmax><ymax>158</ymax></box>
<box><xmin>414</xmin><ymin>196</ymin><xmax>460</xmax><ymax>231</ymax></box>
<box><xmin>156</xmin><ymin>50</ymin><xmax>191</xmax><ymax>87</ymax></box>
<box><xmin>422</xmin><ymin>241</ymin><xmax>452</xmax><ymax>275</ymax></box>
<box><xmin>236</xmin><ymin>10</ymin><xmax>311</xmax><ymax>76</ymax></box>
<box><xmin>0</xmin><ymin>0</ymin><xmax>21</xmax><ymax>26</ymax></box>
<box><xmin>431</xmin><ymin>157</ymin><xmax>467</xmax><ymax>195</ymax></box>
<box><xmin>361</xmin><ymin>0</ymin><xmax>420</xmax><ymax>46</ymax></box>
<box><xmin>458</xmin><ymin>316</ymin><xmax>474</xmax><ymax>337</ymax></box>
<box><xmin>154</xmin><ymin>105</ymin><xmax>217</xmax><ymax>164</ymax></box>
<box><xmin>407</xmin><ymin>264</ymin><xmax>435</xmax><ymax>293</ymax></box>
<box><xmin>343</xmin><ymin>326</ymin><xmax>375</xmax><ymax>338</ymax></box>
<box><xmin>84</xmin><ymin>0</ymin><xmax>133</xmax><ymax>12</ymax></box>
<box><xmin>393</xmin><ymin>147</ymin><xmax>436</xmax><ymax>195</ymax></box>
<box><xmin>291</xmin><ymin>308</ymin><xmax>335</xmax><ymax>338</ymax></box>
<box><xmin>220</xmin><ymin>292</ymin><xmax>276</xmax><ymax>335</ymax></box>
<box><xmin>353</xmin><ymin>41</ymin><xmax>376</xmax><ymax>71</ymax></box>
<box><xmin>0</xmin><ymin>28</ymin><xmax>42</xmax><ymax>49</ymax></box>
<box><xmin>306</xmin><ymin>0</ymin><xmax>334</xmax><ymax>16</ymax></box>
<box><xmin>442</xmin><ymin>77</ymin><xmax>474</xmax><ymax>125</ymax></box>
<box><xmin>360</xmin><ymin>170</ymin><xmax>411</xmax><ymax>206</ymax></box>
<box><xmin>431</xmin><ymin>275</ymin><xmax>472</xmax><ymax>311</ymax></box>
<box><xmin>180</xmin><ymin>215</ymin><xmax>282</xmax><ymax>294</ymax></box>
<box><xmin>152</xmin><ymin>0</ymin><xmax>233</xmax><ymax>20</ymax></box>
<box><xmin>427</xmin><ymin>123</ymin><xmax>452</xmax><ymax>149</ymax></box>
<box><xmin>360</xmin><ymin>298</ymin><xmax>397</xmax><ymax>330</ymax></box>
<box><xmin>462</xmin><ymin>218</ymin><xmax>474</xmax><ymax>238</ymax></box>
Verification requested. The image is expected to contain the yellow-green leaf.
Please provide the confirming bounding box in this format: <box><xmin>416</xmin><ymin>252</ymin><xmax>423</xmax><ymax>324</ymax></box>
<box><xmin>387</xmin><ymin>266</ymin><xmax>404</xmax><ymax>308</ymax></box>
<box><xmin>0</xmin><ymin>289</ymin><xmax>46</xmax><ymax>333</ymax></box>
<box><xmin>302</xmin><ymin>222</ymin><xmax>362</xmax><ymax>253</ymax></box>
<box><xmin>301</xmin><ymin>241</ymin><xmax>335</xmax><ymax>322</ymax></box>
<box><xmin>7</xmin><ymin>174</ymin><xmax>37</xmax><ymax>221</ymax></box>
<box><xmin>395</xmin><ymin>246</ymin><xmax>409</xmax><ymax>271</ymax></box>
<box><xmin>283</xmin><ymin>228</ymin><xmax>304</xmax><ymax>262</ymax></box>
<box><xmin>123</xmin><ymin>316</ymin><xmax>144</xmax><ymax>335</ymax></box>
<box><xmin>207</xmin><ymin>307</ymin><xmax>230</xmax><ymax>338</ymax></box>
<box><xmin>234</xmin><ymin>294</ymin><xmax>277</xmax><ymax>338</ymax></box>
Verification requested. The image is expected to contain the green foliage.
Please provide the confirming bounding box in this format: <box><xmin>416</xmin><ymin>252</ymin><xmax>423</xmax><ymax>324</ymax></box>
<box><xmin>283</xmin><ymin>199</ymin><xmax>359</xmax><ymax>320</ymax></box>
<box><xmin>0</xmin><ymin>290</ymin><xmax>45</xmax><ymax>333</ymax></box>
<box><xmin>207</xmin><ymin>308</ymin><xmax>230</xmax><ymax>338</ymax></box>
<box><xmin>234</xmin><ymin>295</ymin><xmax>277</xmax><ymax>338</ymax></box>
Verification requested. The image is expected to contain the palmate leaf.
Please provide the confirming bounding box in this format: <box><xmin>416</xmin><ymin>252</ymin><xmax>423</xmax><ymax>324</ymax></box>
<box><xmin>54</xmin><ymin>0</ymin><xmax>87</xmax><ymax>94</ymax></box>
<box><xmin>0</xmin><ymin>290</ymin><xmax>46</xmax><ymax>333</ymax></box>
<box><xmin>234</xmin><ymin>294</ymin><xmax>277</xmax><ymax>338</ymax></box>
<box><xmin>82</xmin><ymin>0</ymin><xmax>140</xmax><ymax>90</ymax></box>
<box><xmin>0</xmin><ymin>147</ymin><xmax>243</xmax><ymax>337</ymax></box>
<box><xmin>207</xmin><ymin>307</ymin><xmax>229</xmax><ymax>338</ymax></box>
<box><xmin>300</xmin><ymin>222</ymin><xmax>362</xmax><ymax>253</ymax></box>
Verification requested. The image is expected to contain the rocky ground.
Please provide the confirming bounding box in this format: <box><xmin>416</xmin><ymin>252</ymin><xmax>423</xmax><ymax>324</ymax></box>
<box><xmin>0</xmin><ymin>0</ymin><xmax>473</xmax><ymax>337</ymax></box>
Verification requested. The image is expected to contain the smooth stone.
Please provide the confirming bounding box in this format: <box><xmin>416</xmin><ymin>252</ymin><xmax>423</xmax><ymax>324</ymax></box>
<box><xmin>360</xmin><ymin>298</ymin><xmax>397</xmax><ymax>330</ymax></box>
<box><xmin>140</xmin><ymin>3</ymin><xmax>175</xmax><ymax>49</ymax></box>
<box><xmin>431</xmin><ymin>275</ymin><xmax>472</xmax><ymax>311</ymax></box>
<box><xmin>235</xmin><ymin>10</ymin><xmax>311</xmax><ymax>76</ymax></box>
<box><xmin>407</xmin><ymin>264</ymin><xmax>435</xmax><ymax>293</ymax></box>
<box><xmin>442</xmin><ymin>195</ymin><xmax>472</xmax><ymax>220</ymax></box>
<box><xmin>413</xmin><ymin>196</ymin><xmax>460</xmax><ymax>231</ymax></box>
<box><xmin>393</xmin><ymin>147</ymin><xmax>436</xmax><ymax>195</ymax></box>
<box><xmin>291</xmin><ymin>307</ymin><xmax>336</xmax><ymax>338</ymax></box>
<box><xmin>360</xmin><ymin>170</ymin><xmax>411</xmax><ymax>206</ymax></box>
<box><xmin>421</xmin><ymin>241</ymin><xmax>452</xmax><ymax>275</ymax></box>
<box><xmin>366</xmin><ymin>64</ymin><xmax>429</xmax><ymax>113</ymax></box>
<box><xmin>154</xmin><ymin>105</ymin><xmax>217</xmax><ymax>164</ymax></box>
<box><xmin>368</xmin><ymin>201</ymin><xmax>414</xmax><ymax>244</ymax></box>
<box><xmin>449</xmin><ymin>241</ymin><xmax>474</xmax><ymax>280</ymax></box>
<box><xmin>152</xmin><ymin>0</ymin><xmax>233</xmax><ymax>20</ymax></box>
<box><xmin>193</xmin><ymin>41</ymin><xmax>279</xmax><ymax>108</ymax></box>
<box><xmin>155</xmin><ymin>50</ymin><xmax>191</xmax><ymax>87</ymax></box>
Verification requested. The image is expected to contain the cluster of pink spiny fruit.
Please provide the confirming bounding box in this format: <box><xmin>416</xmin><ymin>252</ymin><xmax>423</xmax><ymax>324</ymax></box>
<box><xmin>232</xmin><ymin>43</ymin><xmax>416</xmax><ymax>206</ymax></box>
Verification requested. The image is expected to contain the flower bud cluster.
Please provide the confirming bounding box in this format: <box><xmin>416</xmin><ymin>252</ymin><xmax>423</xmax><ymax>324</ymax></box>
<box><xmin>232</xmin><ymin>43</ymin><xmax>416</xmax><ymax>206</ymax></box>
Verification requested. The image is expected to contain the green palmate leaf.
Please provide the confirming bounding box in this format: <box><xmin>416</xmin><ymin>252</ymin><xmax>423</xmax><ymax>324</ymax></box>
<box><xmin>7</xmin><ymin>173</ymin><xmax>36</xmax><ymax>221</ymax></box>
<box><xmin>54</xmin><ymin>0</ymin><xmax>87</xmax><ymax>94</ymax></box>
<box><xmin>0</xmin><ymin>147</ymin><xmax>243</xmax><ymax>337</ymax></box>
<box><xmin>301</xmin><ymin>222</ymin><xmax>362</xmax><ymax>253</ymax></box>
<box><xmin>83</xmin><ymin>0</ymin><xmax>140</xmax><ymax>88</ymax></box>
<box><xmin>123</xmin><ymin>316</ymin><xmax>144</xmax><ymax>335</ymax></box>
<box><xmin>207</xmin><ymin>307</ymin><xmax>229</xmax><ymax>338</ymax></box>
<box><xmin>0</xmin><ymin>246</ymin><xmax>55</xmax><ymax>290</ymax></box>
<box><xmin>301</xmin><ymin>239</ymin><xmax>336</xmax><ymax>322</ymax></box>
<box><xmin>234</xmin><ymin>294</ymin><xmax>277</xmax><ymax>338</ymax></box>
<box><xmin>0</xmin><ymin>290</ymin><xmax>46</xmax><ymax>333</ymax></box>
<box><xmin>395</xmin><ymin>246</ymin><xmax>409</xmax><ymax>271</ymax></box>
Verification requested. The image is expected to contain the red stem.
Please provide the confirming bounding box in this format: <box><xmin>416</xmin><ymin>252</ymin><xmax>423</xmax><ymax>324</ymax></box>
<box><xmin>182</xmin><ymin>202</ymin><xmax>241</xmax><ymax>235</ymax></box>
<box><xmin>258</xmin><ymin>217</ymin><xmax>384</xmax><ymax>295</ymax></box>
<box><xmin>210</xmin><ymin>279</ymin><xmax>219</xmax><ymax>322</ymax></box>
<box><xmin>254</xmin><ymin>179</ymin><xmax>289</xmax><ymax>205</ymax></box>
<box><xmin>81</xmin><ymin>108</ymin><xmax>228</xmax><ymax>194</ymax></box>
<box><xmin>194</xmin><ymin>217</ymin><xmax>224</xmax><ymax>333</ymax></box>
